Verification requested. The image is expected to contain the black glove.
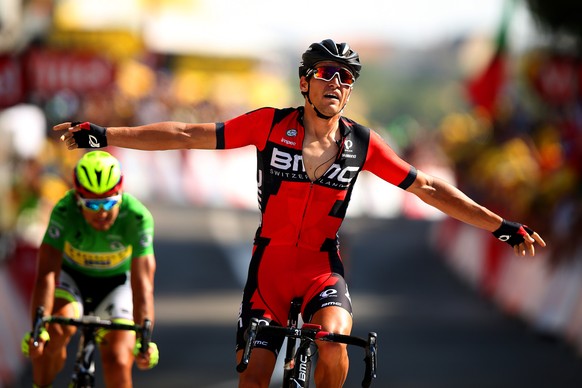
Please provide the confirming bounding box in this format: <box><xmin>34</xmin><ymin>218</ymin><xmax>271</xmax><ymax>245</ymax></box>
<box><xmin>492</xmin><ymin>219</ymin><xmax>534</xmax><ymax>247</ymax></box>
<box><xmin>71</xmin><ymin>121</ymin><xmax>108</xmax><ymax>148</ymax></box>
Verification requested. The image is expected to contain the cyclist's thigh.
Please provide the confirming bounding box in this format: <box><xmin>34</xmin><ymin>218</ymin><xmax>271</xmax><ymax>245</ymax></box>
<box><xmin>93</xmin><ymin>274</ymin><xmax>133</xmax><ymax>321</ymax></box>
<box><xmin>302</xmin><ymin>272</ymin><xmax>353</xmax><ymax>326</ymax></box>
<box><xmin>46</xmin><ymin>270</ymin><xmax>82</xmax><ymax>341</ymax></box>
<box><xmin>236</xmin><ymin>302</ymin><xmax>286</xmax><ymax>358</ymax></box>
<box><xmin>56</xmin><ymin>269</ymin><xmax>84</xmax><ymax>318</ymax></box>
<box><xmin>311</xmin><ymin>306</ymin><xmax>353</xmax><ymax>335</ymax></box>
<box><xmin>91</xmin><ymin>278</ymin><xmax>135</xmax><ymax>349</ymax></box>
<box><xmin>236</xmin><ymin>245</ymin><xmax>290</xmax><ymax>356</ymax></box>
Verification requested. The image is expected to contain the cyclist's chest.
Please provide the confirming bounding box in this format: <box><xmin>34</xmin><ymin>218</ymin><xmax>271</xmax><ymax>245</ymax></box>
<box><xmin>62</xmin><ymin>225</ymin><xmax>133</xmax><ymax>270</ymax></box>
<box><xmin>260</xmin><ymin>125</ymin><xmax>366</xmax><ymax>190</ymax></box>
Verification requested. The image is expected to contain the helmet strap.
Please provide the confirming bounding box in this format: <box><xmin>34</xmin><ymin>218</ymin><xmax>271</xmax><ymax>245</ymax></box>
<box><xmin>302</xmin><ymin>83</ymin><xmax>341</xmax><ymax>120</ymax></box>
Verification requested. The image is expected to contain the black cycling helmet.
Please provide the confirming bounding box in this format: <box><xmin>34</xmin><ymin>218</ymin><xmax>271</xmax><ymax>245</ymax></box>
<box><xmin>299</xmin><ymin>39</ymin><xmax>361</xmax><ymax>80</ymax></box>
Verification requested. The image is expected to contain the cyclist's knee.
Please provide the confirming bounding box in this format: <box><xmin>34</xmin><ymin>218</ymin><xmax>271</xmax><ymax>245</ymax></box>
<box><xmin>317</xmin><ymin>341</ymin><xmax>348</xmax><ymax>365</ymax></box>
<box><xmin>101</xmin><ymin>345</ymin><xmax>133</xmax><ymax>369</ymax></box>
<box><xmin>42</xmin><ymin>327</ymin><xmax>74</xmax><ymax>359</ymax></box>
<box><xmin>237</xmin><ymin>348</ymin><xmax>275</xmax><ymax>388</ymax></box>
<box><xmin>239</xmin><ymin>373</ymin><xmax>271</xmax><ymax>388</ymax></box>
<box><xmin>101</xmin><ymin>330</ymin><xmax>135</xmax><ymax>365</ymax></box>
<box><xmin>101</xmin><ymin>347</ymin><xmax>133</xmax><ymax>386</ymax></box>
<box><xmin>314</xmin><ymin>342</ymin><xmax>349</xmax><ymax>387</ymax></box>
<box><xmin>239</xmin><ymin>360</ymin><xmax>274</xmax><ymax>388</ymax></box>
<box><xmin>103</xmin><ymin>367</ymin><xmax>132</xmax><ymax>388</ymax></box>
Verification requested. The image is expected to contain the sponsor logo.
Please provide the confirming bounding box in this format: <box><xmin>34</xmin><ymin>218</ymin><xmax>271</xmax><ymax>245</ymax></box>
<box><xmin>64</xmin><ymin>241</ymin><xmax>131</xmax><ymax>269</ymax></box>
<box><xmin>286</xmin><ymin>129</ymin><xmax>298</xmax><ymax>137</ymax></box>
<box><xmin>320</xmin><ymin>289</ymin><xmax>338</xmax><ymax>299</ymax></box>
<box><xmin>140</xmin><ymin>233</ymin><xmax>153</xmax><ymax>247</ymax></box>
<box><xmin>298</xmin><ymin>354</ymin><xmax>309</xmax><ymax>382</ymax></box>
<box><xmin>48</xmin><ymin>225</ymin><xmax>61</xmax><ymax>239</ymax></box>
<box><xmin>270</xmin><ymin>147</ymin><xmax>358</xmax><ymax>186</ymax></box>
<box><xmin>89</xmin><ymin>134</ymin><xmax>100</xmax><ymax>148</ymax></box>
<box><xmin>341</xmin><ymin>139</ymin><xmax>357</xmax><ymax>158</ymax></box>
<box><xmin>281</xmin><ymin>138</ymin><xmax>297</xmax><ymax>146</ymax></box>
<box><xmin>321</xmin><ymin>301</ymin><xmax>342</xmax><ymax>308</ymax></box>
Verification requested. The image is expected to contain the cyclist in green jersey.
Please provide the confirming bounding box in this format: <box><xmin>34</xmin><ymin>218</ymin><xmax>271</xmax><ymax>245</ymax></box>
<box><xmin>21</xmin><ymin>151</ymin><xmax>159</xmax><ymax>388</ymax></box>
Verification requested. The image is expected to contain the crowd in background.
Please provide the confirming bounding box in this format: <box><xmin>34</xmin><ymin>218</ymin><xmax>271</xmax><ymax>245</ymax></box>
<box><xmin>2</xmin><ymin>42</ymin><xmax>582</xmax><ymax>267</ymax></box>
<box><xmin>436</xmin><ymin>47</ymin><xmax>581</xmax><ymax>268</ymax></box>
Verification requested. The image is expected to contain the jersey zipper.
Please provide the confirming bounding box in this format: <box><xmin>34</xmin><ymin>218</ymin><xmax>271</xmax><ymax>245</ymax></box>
<box><xmin>295</xmin><ymin>134</ymin><xmax>344</xmax><ymax>247</ymax></box>
<box><xmin>295</xmin><ymin>181</ymin><xmax>315</xmax><ymax>247</ymax></box>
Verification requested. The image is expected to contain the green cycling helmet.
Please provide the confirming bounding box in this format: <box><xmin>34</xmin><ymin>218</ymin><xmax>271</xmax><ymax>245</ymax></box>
<box><xmin>74</xmin><ymin>151</ymin><xmax>123</xmax><ymax>196</ymax></box>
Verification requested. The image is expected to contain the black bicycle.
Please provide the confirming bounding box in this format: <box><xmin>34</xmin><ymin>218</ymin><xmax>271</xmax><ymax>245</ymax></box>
<box><xmin>32</xmin><ymin>306</ymin><xmax>152</xmax><ymax>388</ymax></box>
<box><xmin>237</xmin><ymin>298</ymin><xmax>378</xmax><ymax>388</ymax></box>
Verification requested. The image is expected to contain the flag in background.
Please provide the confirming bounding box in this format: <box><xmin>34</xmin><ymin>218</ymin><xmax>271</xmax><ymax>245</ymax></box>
<box><xmin>466</xmin><ymin>0</ymin><xmax>515</xmax><ymax>115</ymax></box>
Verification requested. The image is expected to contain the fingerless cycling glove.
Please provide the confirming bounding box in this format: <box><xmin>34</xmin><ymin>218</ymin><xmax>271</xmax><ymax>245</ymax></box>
<box><xmin>492</xmin><ymin>219</ymin><xmax>533</xmax><ymax>247</ymax></box>
<box><xmin>71</xmin><ymin>121</ymin><xmax>108</xmax><ymax>148</ymax></box>
<box><xmin>133</xmin><ymin>339</ymin><xmax>159</xmax><ymax>369</ymax></box>
<box><xmin>21</xmin><ymin>328</ymin><xmax>50</xmax><ymax>357</ymax></box>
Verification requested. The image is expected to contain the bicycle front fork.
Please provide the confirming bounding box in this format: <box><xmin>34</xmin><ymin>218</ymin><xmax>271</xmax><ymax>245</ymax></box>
<box><xmin>285</xmin><ymin>341</ymin><xmax>314</xmax><ymax>388</ymax></box>
<box><xmin>69</xmin><ymin>332</ymin><xmax>96</xmax><ymax>388</ymax></box>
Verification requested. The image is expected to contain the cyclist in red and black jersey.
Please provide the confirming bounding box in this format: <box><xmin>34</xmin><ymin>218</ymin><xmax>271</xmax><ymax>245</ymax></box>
<box><xmin>54</xmin><ymin>39</ymin><xmax>546</xmax><ymax>388</ymax></box>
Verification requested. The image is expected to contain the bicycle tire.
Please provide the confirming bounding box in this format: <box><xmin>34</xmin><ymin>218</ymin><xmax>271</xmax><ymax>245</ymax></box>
<box><xmin>69</xmin><ymin>372</ymin><xmax>94</xmax><ymax>388</ymax></box>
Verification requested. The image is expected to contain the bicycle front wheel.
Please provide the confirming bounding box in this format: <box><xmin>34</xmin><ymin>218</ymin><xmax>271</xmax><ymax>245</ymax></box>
<box><xmin>69</xmin><ymin>373</ymin><xmax>95</xmax><ymax>388</ymax></box>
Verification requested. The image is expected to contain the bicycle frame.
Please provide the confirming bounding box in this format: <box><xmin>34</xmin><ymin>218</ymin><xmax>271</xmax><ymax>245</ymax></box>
<box><xmin>283</xmin><ymin>298</ymin><xmax>303</xmax><ymax>386</ymax></box>
<box><xmin>70</xmin><ymin>323</ymin><xmax>97</xmax><ymax>388</ymax></box>
<box><xmin>32</xmin><ymin>306</ymin><xmax>152</xmax><ymax>388</ymax></box>
<box><xmin>237</xmin><ymin>298</ymin><xmax>378</xmax><ymax>388</ymax></box>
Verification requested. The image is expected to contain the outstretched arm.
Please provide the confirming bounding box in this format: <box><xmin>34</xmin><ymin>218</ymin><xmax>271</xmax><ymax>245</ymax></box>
<box><xmin>131</xmin><ymin>253</ymin><xmax>156</xmax><ymax>328</ymax></box>
<box><xmin>53</xmin><ymin>121</ymin><xmax>218</xmax><ymax>151</ymax></box>
<box><xmin>406</xmin><ymin>169</ymin><xmax>546</xmax><ymax>256</ymax></box>
<box><xmin>131</xmin><ymin>253</ymin><xmax>157</xmax><ymax>370</ymax></box>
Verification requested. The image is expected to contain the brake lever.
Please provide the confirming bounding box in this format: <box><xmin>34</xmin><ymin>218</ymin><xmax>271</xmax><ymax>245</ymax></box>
<box><xmin>362</xmin><ymin>332</ymin><xmax>378</xmax><ymax>388</ymax></box>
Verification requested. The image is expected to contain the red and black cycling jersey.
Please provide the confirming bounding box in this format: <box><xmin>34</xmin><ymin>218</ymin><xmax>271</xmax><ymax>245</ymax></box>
<box><xmin>216</xmin><ymin>106</ymin><xmax>417</xmax><ymax>252</ymax></box>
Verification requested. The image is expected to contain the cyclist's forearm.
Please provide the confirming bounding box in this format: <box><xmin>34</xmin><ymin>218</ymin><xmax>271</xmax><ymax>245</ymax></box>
<box><xmin>31</xmin><ymin>274</ymin><xmax>55</xmax><ymax>324</ymax></box>
<box><xmin>131</xmin><ymin>276</ymin><xmax>154</xmax><ymax>324</ymax></box>
<box><xmin>131</xmin><ymin>255</ymin><xmax>156</xmax><ymax>325</ymax></box>
<box><xmin>106</xmin><ymin>122</ymin><xmax>217</xmax><ymax>151</ymax></box>
<box><xmin>408</xmin><ymin>171</ymin><xmax>503</xmax><ymax>232</ymax></box>
<box><xmin>30</xmin><ymin>244</ymin><xmax>62</xmax><ymax>323</ymax></box>
<box><xmin>132</xmin><ymin>292</ymin><xmax>155</xmax><ymax>326</ymax></box>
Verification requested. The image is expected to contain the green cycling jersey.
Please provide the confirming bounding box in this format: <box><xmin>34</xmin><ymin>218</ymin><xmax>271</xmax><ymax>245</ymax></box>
<box><xmin>42</xmin><ymin>190</ymin><xmax>154</xmax><ymax>277</ymax></box>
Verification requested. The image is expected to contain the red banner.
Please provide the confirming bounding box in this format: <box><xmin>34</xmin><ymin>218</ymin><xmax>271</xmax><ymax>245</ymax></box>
<box><xmin>24</xmin><ymin>49</ymin><xmax>115</xmax><ymax>97</ymax></box>
<box><xmin>0</xmin><ymin>56</ymin><xmax>24</xmax><ymax>107</ymax></box>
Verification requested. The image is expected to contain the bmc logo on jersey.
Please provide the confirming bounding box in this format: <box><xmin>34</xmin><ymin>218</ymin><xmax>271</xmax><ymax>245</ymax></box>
<box><xmin>270</xmin><ymin>147</ymin><xmax>359</xmax><ymax>184</ymax></box>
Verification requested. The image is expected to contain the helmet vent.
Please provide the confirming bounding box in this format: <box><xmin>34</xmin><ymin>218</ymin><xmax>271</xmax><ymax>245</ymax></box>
<box><xmin>74</xmin><ymin>151</ymin><xmax>123</xmax><ymax>195</ymax></box>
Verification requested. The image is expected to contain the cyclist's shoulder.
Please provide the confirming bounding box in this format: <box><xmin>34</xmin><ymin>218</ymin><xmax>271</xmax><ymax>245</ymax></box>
<box><xmin>242</xmin><ymin>106</ymin><xmax>301</xmax><ymax>123</ymax></box>
<box><xmin>340</xmin><ymin>116</ymin><xmax>372</xmax><ymax>134</ymax></box>
<box><xmin>119</xmin><ymin>193</ymin><xmax>154</xmax><ymax>224</ymax></box>
<box><xmin>340</xmin><ymin>116</ymin><xmax>392</xmax><ymax>148</ymax></box>
<box><xmin>49</xmin><ymin>190</ymin><xmax>80</xmax><ymax>219</ymax></box>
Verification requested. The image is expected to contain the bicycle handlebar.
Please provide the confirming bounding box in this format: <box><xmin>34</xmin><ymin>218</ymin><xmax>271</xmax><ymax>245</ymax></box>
<box><xmin>237</xmin><ymin>318</ymin><xmax>378</xmax><ymax>387</ymax></box>
<box><xmin>32</xmin><ymin>306</ymin><xmax>153</xmax><ymax>355</ymax></box>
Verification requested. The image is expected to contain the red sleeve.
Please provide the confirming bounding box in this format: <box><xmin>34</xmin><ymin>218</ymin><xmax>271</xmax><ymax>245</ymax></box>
<box><xmin>218</xmin><ymin>107</ymin><xmax>275</xmax><ymax>150</ymax></box>
<box><xmin>364</xmin><ymin>130</ymin><xmax>417</xmax><ymax>189</ymax></box>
